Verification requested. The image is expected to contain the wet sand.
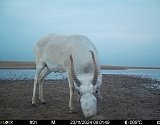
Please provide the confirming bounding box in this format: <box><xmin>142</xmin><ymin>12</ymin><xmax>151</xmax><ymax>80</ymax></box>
<box><xmin>0</xmin><ymin>74</ymin><xmax>160</xmax><ymax>120</ymax></box>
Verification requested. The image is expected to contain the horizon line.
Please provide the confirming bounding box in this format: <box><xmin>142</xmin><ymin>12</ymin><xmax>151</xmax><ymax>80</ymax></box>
<box><xmin>0</xmin><ymin>61</ymin><xmax>160</xmax><ymax>70</ymax></box>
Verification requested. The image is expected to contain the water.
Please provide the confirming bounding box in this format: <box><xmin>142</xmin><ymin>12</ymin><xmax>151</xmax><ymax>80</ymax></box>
<box><xmin>0</xmin><ymin>69</ymin><xmax>159</xmax><ymax>81</ymax></box>
<box><xmin>0</xmin><ymin>69</ymin><xmax>67</xmax><ymax>80</ymax></box>
<box><xmin>102</xmin><ymin>69</ymin><xmax>160</xmax><ymax>81</ymax></box>
<box><xmin>0</xmin><ymin>69</ymin><xmax>160</xmax><ymax>89</ymax></box>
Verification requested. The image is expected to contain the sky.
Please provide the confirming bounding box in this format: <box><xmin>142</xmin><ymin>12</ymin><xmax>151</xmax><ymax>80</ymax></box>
<box><xmin>0</xmin><ymin>0</ymin><xmax>160</xmax><ymax>67</ymax></box>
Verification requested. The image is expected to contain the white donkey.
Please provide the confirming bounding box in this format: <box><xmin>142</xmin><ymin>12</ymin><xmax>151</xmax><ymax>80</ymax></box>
<box><xmin>32</xmin><ymin>34</ymin><xmax>102</xmax><ymax>119</ymax></box>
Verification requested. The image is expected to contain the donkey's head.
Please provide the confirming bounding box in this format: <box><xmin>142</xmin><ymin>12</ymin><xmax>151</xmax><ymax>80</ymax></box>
<box><xmin>70</xmin><ymin>51</ymin><xmax>102</xmax><ymax>119</ymax></box>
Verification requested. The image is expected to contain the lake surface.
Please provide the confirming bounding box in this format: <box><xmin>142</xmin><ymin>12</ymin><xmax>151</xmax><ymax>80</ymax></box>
<box><xmin>102</xmin><ymin>69</ymin><xmax>160</xmax><ymax>81</ymax></box>
<box><xmin>0</xmin><ymin>69</ymin><xmax>160</xmax><ymax>81</ymax></box>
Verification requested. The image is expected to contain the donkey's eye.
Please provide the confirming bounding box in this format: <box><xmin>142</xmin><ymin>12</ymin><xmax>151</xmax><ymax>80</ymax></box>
<box><xmin>77</xmin><ymin>91</ymin><xmax>80</xmax><ymax>95</ymax></box>
<box><xmin>95</xmin><ymin>90</ymin><xmax>98</xmax><ymax>94</ymax></box>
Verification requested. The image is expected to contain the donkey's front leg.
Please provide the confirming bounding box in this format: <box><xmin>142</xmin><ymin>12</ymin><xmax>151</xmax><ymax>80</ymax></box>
<box><xmin>69</xmin><ymin>82</ymin><xmax>76</xmax><ymax>113</ymax></box>
<box><xmin>68</xmin><ymin>72</ymin><xmax>76</xmax><ymax>113</ymax></box>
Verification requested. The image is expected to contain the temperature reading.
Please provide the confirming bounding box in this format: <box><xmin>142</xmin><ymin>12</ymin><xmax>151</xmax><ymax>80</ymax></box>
<box><xmin>129</xmin><ymin>120</ymin><xmax>142</xmax><ymax>125</ymax></box>
<box><xmin>30</xmin><ymin>120</ymin><xmax>37</xmax><ymax>124</ymax></box>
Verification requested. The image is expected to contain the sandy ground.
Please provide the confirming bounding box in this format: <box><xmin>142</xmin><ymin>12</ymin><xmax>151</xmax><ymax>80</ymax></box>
<box><xmin>0</xmin><ymin>74</ymin><xmax>160</xmax><ymax>120</ymax></box>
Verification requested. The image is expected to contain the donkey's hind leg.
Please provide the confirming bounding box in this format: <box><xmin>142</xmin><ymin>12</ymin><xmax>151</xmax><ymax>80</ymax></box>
<box><xmin>38</xmin><ymin>66</ymin><xmax>50</xmax><ymax>104</ymax></box>
<box><xmin>32</xmin><ymin>63</ymin><xmax>44</xmax><ymax>105</ymax></box>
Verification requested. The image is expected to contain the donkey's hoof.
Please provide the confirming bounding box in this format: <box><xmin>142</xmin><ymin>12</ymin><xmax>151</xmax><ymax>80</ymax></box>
<box><xmin>32</xmin><ymin>102</ymin><xmax>36</xmax><ymax>106</ymax></box>
<box><xmin>40</xmin><ymin>99</ymin><xmax>46</xmax><ymax>104</ymax></box>
<box><xmin>69</xmin><ymin>109</ymin><xmax>77</xmax><ymax>114</ymax></box>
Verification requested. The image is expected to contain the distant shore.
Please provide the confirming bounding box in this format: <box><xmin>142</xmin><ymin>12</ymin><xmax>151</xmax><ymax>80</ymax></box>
<box><xmin>0</xmin><ymin>61</ymin><xmax>160</xmax><ymax>70</ymax></box>
<box><xmin>0</xmin><ymin>61</ymin><xmax>35</xmax><ymax>69</ymax></box>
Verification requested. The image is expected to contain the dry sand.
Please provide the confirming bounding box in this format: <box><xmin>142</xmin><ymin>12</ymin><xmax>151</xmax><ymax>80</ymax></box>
<box><xmin>0</xmin><ymin>74</ymin><xmax>160</xmax><ymax>120</ymax></box>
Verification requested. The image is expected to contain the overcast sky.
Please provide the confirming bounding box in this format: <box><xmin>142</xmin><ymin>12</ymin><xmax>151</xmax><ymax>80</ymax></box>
<box><xmin>0</xmin><ymin>0</ymin><xmax>160</xmax><ymax>67</ymax></box>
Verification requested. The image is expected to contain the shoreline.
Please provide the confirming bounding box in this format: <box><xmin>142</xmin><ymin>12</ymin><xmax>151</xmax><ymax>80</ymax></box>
<box><xmin>0</xmin><ymin>74</ymin><xmax>158</xmax><ymax>81</ymax></box>
<box><xmin>1</xmin><ymin>68</ymin><xmax>160</xmax><ymax>82</ymax></box>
